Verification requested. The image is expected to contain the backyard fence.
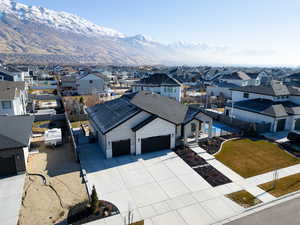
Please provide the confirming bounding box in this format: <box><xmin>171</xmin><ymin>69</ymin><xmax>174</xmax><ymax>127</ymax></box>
<box><xmin>202</xmin><ymin>109</ymin><xmax>271</xmax><ymax>133</ymax></box>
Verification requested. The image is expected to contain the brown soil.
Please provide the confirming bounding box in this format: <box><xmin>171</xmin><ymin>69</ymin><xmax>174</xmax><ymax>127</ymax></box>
<box><xmin>18</xmin><ymin>143</ymin><xmax>88</xmax><ymax>225</ymax></box>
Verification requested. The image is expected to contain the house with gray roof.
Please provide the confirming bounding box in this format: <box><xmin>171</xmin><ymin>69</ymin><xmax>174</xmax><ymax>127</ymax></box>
<box><xmin>220</xmin><ymin>71</ymin><xmax>261</xmax><ymax>87</ymax></box>
<box><xmin>131</xmin><ymin>73</ymin><xmax>183</xmax><ymax>102</ymax></box>
<box><xmin>0</xmin><ymin>81</ymin><xmax>28</xmax><ymax>115</ymax></box>
<box><xmin>0</xmin><ymin>115</ymin><xmax>34</xmax><ymax>177</ymax></box>
<box><xmin>87</xmin><ymin>91</ymin><xmax>212</xmax><ymax>158</ymax></box>
<box><xmin>225</xmin><ymin>81</ymin><xmax>300</xmax><ymax>132</ymax></box>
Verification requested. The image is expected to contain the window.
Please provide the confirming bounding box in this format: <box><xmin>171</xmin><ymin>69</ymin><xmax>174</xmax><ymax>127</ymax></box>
<box><xmin>2</xmin><ymin>101</ymin><xmax>12</xmax><ymax>109</ymax></box>
<box><xmin>243</xmin><ymin>93</ymin><xmax>249</xmax><ymax>98</ymax></box>
<box><xmin>89</xmin><ymin>80</ymin><xmax>93</xmax><ymax>84</ymax></box>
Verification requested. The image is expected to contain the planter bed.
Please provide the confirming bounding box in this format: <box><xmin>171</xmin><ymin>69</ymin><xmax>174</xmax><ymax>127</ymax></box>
<box><xmin>198</xmin><ymin>134</ymin><xmax>241</xmax><ymax>155</ymax></box>
<box><xmin>174</xmin><ymin>146</ymin><xmax>232</xmax><ymax>187</ymax></box>
<box><xmin>174</xmin><ymin>146</ymin><xmax>207</xmax><ymax>167</ymax></box>
<box><xmin>194</xmin><ymin>165</ymin><xmax>232</xmax><ymax>187</ymax></box>
<box><xmin>67</xmin><ymin>200</ymin><xmax>119</xmax><ymax>225</ymax></box>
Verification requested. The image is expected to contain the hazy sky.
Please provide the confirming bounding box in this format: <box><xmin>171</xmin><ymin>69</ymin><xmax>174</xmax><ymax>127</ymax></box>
<box><xmin>16</xmin><ymin>0</ymin><xmax>300</xmax><ymax>66</ymax></box>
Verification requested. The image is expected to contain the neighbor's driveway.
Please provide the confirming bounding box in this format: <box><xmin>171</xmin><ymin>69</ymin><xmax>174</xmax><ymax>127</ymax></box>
<box><xmin>0</xmin><ymin>174</ymin><xmax>25</xmax><ymax>225</ymax></box>
<box><xmin>79</xmin><ymin>144</ymin><xmax>243</xmax><ymax>225</ymax></box>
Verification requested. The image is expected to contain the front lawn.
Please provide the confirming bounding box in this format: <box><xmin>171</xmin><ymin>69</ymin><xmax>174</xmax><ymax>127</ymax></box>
<box><xmin>226</xmin><ymin>190</ymin><xmax>262</xmax><ymax>208</ymax></box>
<box><xmin>215</xmin><ymin>138</ymin><xmax>300</xmax><ymax>178</ymax></box>
<box><xmin>259</xmin><ymin>173</ymin><xmax>300</xmax><ymax>197</ymax></box>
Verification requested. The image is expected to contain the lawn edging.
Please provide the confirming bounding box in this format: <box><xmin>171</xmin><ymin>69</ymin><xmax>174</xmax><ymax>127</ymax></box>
<box><xmin>213</xmin><ymin>137</ymin><xmax>240</xmax><ymax>156</ymax></box>
<box><xmin>213</xmin><ymin>188</ymin><xmax>300</xmax><ymax>225</ymax></box>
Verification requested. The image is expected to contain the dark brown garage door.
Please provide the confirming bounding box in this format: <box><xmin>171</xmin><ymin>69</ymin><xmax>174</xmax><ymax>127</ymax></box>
<box><xmin>0</xmin><ymin>157</ymin><xmax>17</xmax><ymax>177</ymax></box>
<box><xmin>141</xmin><ymin>135</ymin><xmax>171</xmax><ymax>153</ymax></box>
<box><xmin>112</xmin><ymin>139</ymin><xmax>131</xmax><ymax>157</ymax></box>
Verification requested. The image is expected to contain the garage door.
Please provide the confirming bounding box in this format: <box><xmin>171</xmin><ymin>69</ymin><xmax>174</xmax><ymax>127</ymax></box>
<box><xmin>0</xmin><ymin>157</ymin><xmax>17</xmax><ymax>177</ymax></box>
<box><xmin>112</xmin><ymin>139</ymin><xmax>131</xmax><ymax>157</ymax></box>
<box><xmin>141</xmin><ymin>135</ymin><xmax>171</xmax><ymax>153</ymax></box>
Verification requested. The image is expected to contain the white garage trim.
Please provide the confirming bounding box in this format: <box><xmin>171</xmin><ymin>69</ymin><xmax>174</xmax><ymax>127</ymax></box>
<box><xmin>135</xmin><ymin>117</ymin><xmax>176</xmax><ymax>155</ymax></box>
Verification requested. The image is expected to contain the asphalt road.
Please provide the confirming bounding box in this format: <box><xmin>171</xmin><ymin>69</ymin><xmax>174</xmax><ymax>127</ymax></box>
<box><xmin>226</xmin><ymin>196</ymin><xmax>300</xmax><ymax>225</ymax></box>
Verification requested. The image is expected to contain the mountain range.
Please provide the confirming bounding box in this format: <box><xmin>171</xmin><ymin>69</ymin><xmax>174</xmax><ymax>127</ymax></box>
<box><xmin>0</xmin><ymin>0</ymin><xmax>275</xmax><ymax>65</ymax></box>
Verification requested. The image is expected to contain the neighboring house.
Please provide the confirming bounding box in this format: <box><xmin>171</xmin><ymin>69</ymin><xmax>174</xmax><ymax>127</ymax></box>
<box><xmin>225</xmin><ymin>81</ymin><xmax>300</xmax><ymax>132</ymax></box>
<box><xmin>0</xmin><ymin>81</ymin><xmax>28</xmax><ymax>115</ymax></box>
<box><xmin>220</xmin><ymin>71</ymin><xmax>261</xmax><ymax>87</ymax></box>
<box><xmin>0</xmin><ymin>115</ymin><xmax>34</xmax><ymax>177</ymax></box>
<box><xmin>0</xmin><ymin>68</ymin><xmax>15</xmax><ymax>81</ymax></box>
<box><xmin>283</xmin><ymin>72</ymin><xmax>300</xmax><ymax>86</ymax></box>
<box><xmin>77</xmin><ymin>74</ymin><xmax>106</xmax><ymax>95</ymax></box>
<box><xmin>60</xmin><ymin>75</ymin><xmax>77</xmax><ymax>89</ymax></box>
<box><xmin>131</xmin><ymin>73</ymin><xmax>182</xmax><ymax>102</ymax></box>
<box><xmin>206</xmin><ymin>81</ymin><xmax>240</xmax><ymax>99</ymax></box>
<box><xmin>87</xmin><ymin>91</ymin><xmax>213</xmax><ymax>158</ymax></box>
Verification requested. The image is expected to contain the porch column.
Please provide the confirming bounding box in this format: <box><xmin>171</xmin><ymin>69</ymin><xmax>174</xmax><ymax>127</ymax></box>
<box><xmin>184</xmin><ymin>124</ymin><xmax>188</xmax><ymax>145</ymax></box>
<box><xmin>208</xmin><ymin>120</ymin><xmax>213</xmax><ymax>138</ymax></box>
<box><xmin>195</xmin><ymin>121</ymin><xmax>200</xmax><ymax>142</ymax></box>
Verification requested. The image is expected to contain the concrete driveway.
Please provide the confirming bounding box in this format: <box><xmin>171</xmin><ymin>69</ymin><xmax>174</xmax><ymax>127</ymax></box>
<box><xmin>79</xmin><ymin>144</ymin><xmax>243</xmax><ymax>225</ymax></box>
<box><xmin>0</xmin><ymin>174</ymin><xmax>25</xmax><ymax>225</ymax></box>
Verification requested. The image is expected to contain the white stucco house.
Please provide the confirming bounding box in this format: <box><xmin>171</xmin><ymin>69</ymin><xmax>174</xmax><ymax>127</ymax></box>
<box><xmin>0</xmin><ymin>81</ymin><xmax>27</xmax><ymax>116</ymax></box>
<box><xmin>87</xmin><ymin>91</ymin><xmax>213</xmax><ymax>158</ymax></box>
<box><xmin>225</xmin><ymin>81</ymin><xmax>300</xmax><ymax>132</ymax></box>
<box><xmin>220</xmin><ymin>71</ymin><xmax>261</xmax><ymax>87</ymax></box>
<box><xmin>131</xmin><ymin>73</ymin><xmax>183</xmax><ymax>102</ymax></box>
<box><xmin>77</xmin><ymin>74</ymin><xmax>106</xmax><ymax>95</ymax></box>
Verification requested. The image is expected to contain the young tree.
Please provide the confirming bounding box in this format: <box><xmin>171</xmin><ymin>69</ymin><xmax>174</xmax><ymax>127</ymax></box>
<box><xmin>90</xmin><ymin>185</ymin><xmax>99</xmax><ymax>213</ymax></box>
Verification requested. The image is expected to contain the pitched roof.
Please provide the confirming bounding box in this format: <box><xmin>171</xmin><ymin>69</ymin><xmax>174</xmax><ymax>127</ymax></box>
<box><xmin>221</xmin><ymin>71</ymin><xmax>251</xmax><ymax>80</ymax></box>
<box><xmin>0</xmin><ymin>115</ymin><xmax>34</xmax><ymax>150</ymax></box>
<box><xmin>131</xmin><ymin>115</ymin><xmax>158</xmax><ymax>131</ymax></box>
<box><xmin>126</xmin><ymin>91</ymin><xmax>189</xmax><ymax>124</ymax></box>
<box><xmin>134</xmin><ymin>73</ymin><xmax>181</xmax><ymax>86</ymax></box>
<box><xmin>0</xmin><ymin>81</ymin><xmax>25</xmax><ymax>100</ymax></box>
<box><xmin>231</xmin><ymin>82</ymin><xmax>291</xmax><ymax>96</ymax></box>
<box><xmin>86</xmin><ymin>97</ymin><xmax>141</xmax><ymax>134</ymax></box>
<box><xmin>234</xmin><ymin>99</ymin><xmax>300</xmax><ymax>117</ymax></box>
<box><xmin>87</xmin><ymin>91</ymin><xmax>205</xmax><ymax>134</ymax></box>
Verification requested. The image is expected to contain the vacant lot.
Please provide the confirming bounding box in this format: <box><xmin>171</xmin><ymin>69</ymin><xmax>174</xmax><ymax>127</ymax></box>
<box><xmin>215</xmin><ymin>138</ymin><xmax>300</xmax><ymax>178</ymax></box>
<box><xmin>259</xmin><ymin>173</ymin><xmax>300</xmax><ymax>197</ymax></box>
<box><xmin>18</xmin><ymin>142</ymin><xmax>88</xmax><ymax>225</ymax></box>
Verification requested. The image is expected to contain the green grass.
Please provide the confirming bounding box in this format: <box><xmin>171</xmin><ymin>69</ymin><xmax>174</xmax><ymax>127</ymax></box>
<box><xmin>215</xmin><ymin>138</ymin><xmax>300</xmax><ymax>178</ymax></box>
<box><xmin>226</xmin><ymin>190</ymin><xmax>262</xmax><ymax>208</ymax></box>
<box><xmin>259</xmin><ymin>173</ymin><xmax>300</xmax><ymax>197</ymax></box>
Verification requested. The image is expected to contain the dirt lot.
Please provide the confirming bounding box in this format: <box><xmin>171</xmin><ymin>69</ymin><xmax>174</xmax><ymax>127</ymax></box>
<box><xmin>18</xmin><ymin>142</ymin><xmax>88</xmax><ymax>225</ymax></box>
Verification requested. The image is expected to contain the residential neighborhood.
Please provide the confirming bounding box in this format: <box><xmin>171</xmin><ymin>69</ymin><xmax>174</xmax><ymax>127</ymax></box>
<box><xmin>1</xmin><ymin>1</ymin><xmax>300</xmax><ymax>225</ymax></box>
<box><xmin>1</xmin><ymin>63</ymin><xmax>300</xmax><ymax>225</ymax></box>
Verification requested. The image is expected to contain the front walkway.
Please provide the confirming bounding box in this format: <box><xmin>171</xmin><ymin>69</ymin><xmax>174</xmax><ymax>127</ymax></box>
<box><xmin>187</xmin><ymin>141</ymin><xmax>300</xmax><ymax>205</ymax></box>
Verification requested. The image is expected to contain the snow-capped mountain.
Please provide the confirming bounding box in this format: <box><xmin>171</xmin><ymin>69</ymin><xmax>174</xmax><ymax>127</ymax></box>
<box><xmin>0</xmin><ymin>0</ymin><xmax>125</xmax><ymax>38</ymax></box>
<box><xmin>0</xmin><ymin>0</ymin><xmax>276</xmax><ymax>65</ymax></box>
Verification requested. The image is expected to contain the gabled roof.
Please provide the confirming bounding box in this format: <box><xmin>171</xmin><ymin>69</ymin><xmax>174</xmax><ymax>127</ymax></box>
<box><xmin>0</xmin><ymin>115</ymin><xmax>34</xmax><ymax>150</ymax></box>
<box><xmin>0</xmin><ymin>81</ymin><xmax>26</xmax><ymax>100</ymax></box>
<box><xmin>87</xmin><ymin>91</ymin><xmax>207</xmax><ymax>134</ymax></box>
<box><xmin>231</xmin><ymin>82</ymin><xmax>291</xmax><ymax>96</ymax></box>
<box><xmin>221</xmin><ymin>71</ymin><xmax>251</xmax><ymax>81</ymax></box>
<box><xmin>86</xmin><ymin>97</ymin><xmax>141</xmax><ymax>134</ymax></box>
<box><xmin>134</xmin><ymin>73</ymin><xmax>181</xmax><ymax>86</ymax></box>
<box><xmin>234</xmin><ymin>99</ymin><xmax>300</xmax><ymax>117</ymax></box>
<box><xmin>125</xmin><ymin>91</ymin><xmax>189</xmax><ymax>124</ymax></box>
<box><xmin>131</xmin><ymin>115</ymin><xmax>158</xmax><ymax>131</ymax></box>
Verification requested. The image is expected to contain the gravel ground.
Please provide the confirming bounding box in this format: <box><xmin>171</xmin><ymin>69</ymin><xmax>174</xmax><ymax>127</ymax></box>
<box><xmin>18</xmin><ymin>142</ymin><xmax>88</xmax><ymax>225</ymax></box>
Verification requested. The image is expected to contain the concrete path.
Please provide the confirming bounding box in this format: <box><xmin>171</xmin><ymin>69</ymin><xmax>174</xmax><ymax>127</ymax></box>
<box><xmin>0</xmin><ymin>174</ymin><xmax>25</xmax><ymax>225</ymax></box>
<box><xmin>79</xmin><ymin>143</ymin><xmax>244</xmax><ymax>225</ymax></box>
